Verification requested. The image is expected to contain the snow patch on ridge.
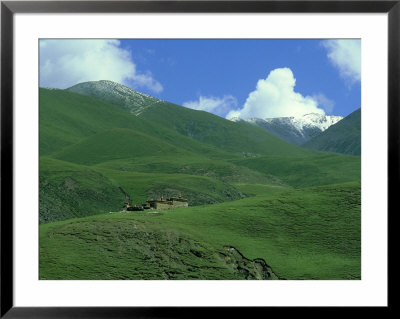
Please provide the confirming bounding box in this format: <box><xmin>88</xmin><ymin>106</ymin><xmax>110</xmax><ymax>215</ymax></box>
<box><xmin>67</xmin><ymin>80</ymin><xmax>165</xmax><ymax>116</ymax></box>
<box><xmin>230</xmin><ymin>113</ymin><xmax>343</xmax><ymax>145</ymax></box>
<box><xmin>95</xmin><ymin>80</ymin><xmax>164</xmax><ymax>116</ymax></box>
<box><xmin>233</xmin><ymin>113</ymin><xmax>342</xmax><ymax>135</ymax></box>
<box><xmin>261</xmin><ymin>113</ymin><xmax>343</xmax><ymax>135</ymax></box>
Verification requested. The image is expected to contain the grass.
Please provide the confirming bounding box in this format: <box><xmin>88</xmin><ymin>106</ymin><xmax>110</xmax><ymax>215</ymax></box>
<box><xmin>304</xmin><ymin>108</ymin><xmax>361</xmax><ymax>155</ymax></box>
<box><xmin>94</xmin><ymin>155</ymin><xmax>283</xmax><ymax>185</ymax></box>
<box><xmin>39</xmin><ymin>156</ymin><xmax>248</xmax><ymax>223</ymax></box>
<box><xmin>91</xmin><ymin>167</ymin><xmax>245</xmax><ymax>206</ymax></box>
<box><xmin>40</xmin><ymin>88</ymin><xmax>233</xmax><ymax>159</ymax></box>
<box><xmin>65</xmin><ymin>82</ymin><xmax>318</xmax><ymax>157</ymax></box>
<box><xmin>39</xmin><ymin>157</ymin><xmax>126</xmax><ymax>223</ymax></box>
<box><xmin>39</xmin><ymin>218</ymin><xmax>248</xmax><ymax>280</ymax></box>
<box><xmin>39</xmin><ymin>86</ymin><xmax>362</xmax><ymax>280</ymax></box>
<box><xmin>51</xmin><ymin>128</ymin><xmax>195</xmax><ymax>165</ymax></box>
<box><xmin>40</xmin><ymin>182</ymin><xmax>360</xmax><ymax>280</ymax></box>
<box><xmin>232</xmin><ymin>154</ymin><xmax>361</xmax><ymax>188</ymax></box>
<box><xmin>232</xmin><ymin>183</ymin><xmax>292</xmax><ymax>197</ymax></box>
<box><xmin>138</xmin><ymin>100</ymin><xmax>317</xmax><ymax>157</ymax></box>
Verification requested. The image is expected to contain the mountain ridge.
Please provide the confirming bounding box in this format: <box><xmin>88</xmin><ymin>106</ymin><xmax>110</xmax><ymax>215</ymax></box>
<box><xmin>67</xmin><ymin>80</ymin><xmax>163</xmax><ymax>115</ymax></box>
<box><xmin>230</xmin><ymin>113</ymin><xmax>343</xmax><ymax>145</ymax></box>
<box><xmin>303</xmin><ymin>108</ymin><xmax>361</xmax><ymax>155</ymax></box>
<box><xmin>39</xmin><ymin>80</ymin><xmax>361</xmax><ymax>280</ymax></box>
<box><xmin>65</xmin><ymin>80</ymin><xmax>315</xmax><ymax>157</ymax></box>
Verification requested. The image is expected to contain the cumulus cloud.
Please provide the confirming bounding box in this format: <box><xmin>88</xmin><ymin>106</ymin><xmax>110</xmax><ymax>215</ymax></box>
<box><xmin>183</xmin><ymin>95</ymin><xmax>238</xmax><ymax>117</ymax></box>
<box><xmin>312</xmin><ymin>93</ymin><xmax>335</xmax><ymax>114</ymax></box>
<box><xmin>40</xmin><ymin>39</ymin><xmax>163</xmax><ymax>93</ymax></box>
<box><xmin>226</xmin><ymin>68</ymin><xmax>325</xmax><ymax>119</ymax></box>
<box><xmin>322</xmin><ymin>39</ymin><xmax>361</xmax><ymax>83</ymax></box>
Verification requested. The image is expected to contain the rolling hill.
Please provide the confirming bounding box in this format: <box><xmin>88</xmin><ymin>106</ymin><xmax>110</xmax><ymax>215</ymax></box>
<box><xmin>39</xmin><ymin>81</ymin><xmax>361</xmax><ymax>280</ymax></box>
<box><xmin>40</xmin><ymin>88</ymin><xmax>232</xmax><ymax>159</ymax></box>
<box><xmin>39</xmin><ymin>157</ymin><xmax>126</xmax><ymax>223</ymax></box>
<box><xmin>232</xmin><ymin>153</ymin><xmax>360</xmax><ymax>188</ymax></box>
<box><xmin>51</xmin><ymin>128</ymin><xmax>195</xmax><ymax>166</ymax></box>
<box><xmin>66</xmin><ymin>80</ymin><xmax>315</xmax><ymax>157</ymax></box>
<box><xmin>40</xmin><ymin>182</ymin><xmax>360</xmax><ymax>280</ymax></box>
<box><xmin>303</xmin><ymin>108</ymin><xmax>361</xmax><ymax>155</ymax></box>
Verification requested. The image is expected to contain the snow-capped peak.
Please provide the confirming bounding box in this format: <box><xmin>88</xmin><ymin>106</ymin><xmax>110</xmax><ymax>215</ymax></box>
<box><xmin>266</xmin><ymin>113</ymin><xmax>343</xmax><ymax>133</ymax></box>
<box><xmin>228</xmin><ymin>116</ymin><xmax>242</xmax><ymax>122</ymax></box>
<box><xmin>231</xmin><ymin>113</ymin><xmax>343</xmax><ymax>145</ymax></box>
<box><xmin>67</xmin><ymin>80</ymin><xmax>164</xmax><ymax>116</ymax></box>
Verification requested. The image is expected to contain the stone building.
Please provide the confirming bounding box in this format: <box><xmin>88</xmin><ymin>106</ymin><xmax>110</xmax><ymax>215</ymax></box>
<box><xmin>146</xmin><ymin>195</ymin><xmax>188</xmax><ymax>210</ymax></box>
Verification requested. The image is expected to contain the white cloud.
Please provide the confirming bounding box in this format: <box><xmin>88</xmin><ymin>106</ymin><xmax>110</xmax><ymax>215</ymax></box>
<box><xmin>226</xmin><ymin>68</ymin><xmax>325</xmax><ymax>119</ymax></box>
<box><xmin>312</xmin><ymin>93</ymin><xmax>335</xmax><ymax>114</ymax></box>
<box><xmin>40</xmin><ymin>39</ymin><xmax>163</xmax><ymax>93</ymax></box>
<box><xmin>322</xmin><ymin>39</ymin><xmax>361</xmax><ymax>83</ymax></box>
<box><xmin>183</xmin><ymin>95</ymin><xmax>238</xmax><ymax>117</ymax></box>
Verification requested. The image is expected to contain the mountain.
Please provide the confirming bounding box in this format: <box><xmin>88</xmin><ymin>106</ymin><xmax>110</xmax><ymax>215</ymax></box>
<box><xmin>67</xmin><ymin>80</ymin><xmax>162</xmax><ymax>115</ymax></box>
<box><xmin>40</xmin><ymin>88</ymin><xmax>230</xmax><ymax>158</ymax></box>
<box><xmin>303</xmin><ymin>108</ymin><xmax>361</xmax><ymax>155</ymax></box>
<box><xmin>66</xmin><ymin>80</ymin><xmax>314</xmax><ymax>157</ymax></box>
<box><xmin>230</xmin><ymin>113</ymin><xmax>343</xmax><ymax>145</ymax></box>
<box><xmin>39</xmin><ymin>82</ymin><xmax>361</xmax><ymax>280</ymax></box>
<box><xmin>40</xmin><ymin>87</ymin><xmax>297</xmax><ymax>222</ymax></box>
<box><xmin>40</xmin><ymin>84</ymin><xmax>360</xmax><ymax>222</ymax></box>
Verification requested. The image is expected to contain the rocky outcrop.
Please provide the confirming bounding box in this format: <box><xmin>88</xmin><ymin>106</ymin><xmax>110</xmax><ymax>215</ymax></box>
<box><xmin>218</xmin><ymin>246</ymin><xmax>280</xmax><ymax>280</ymax></box>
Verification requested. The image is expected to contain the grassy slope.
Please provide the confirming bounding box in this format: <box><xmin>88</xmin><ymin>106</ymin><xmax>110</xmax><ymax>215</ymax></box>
<box><xmin>303</xmin><ymin>108</ymin><xmax>361</xmax><ymax>155</ymax></box>
<box><xmin>138</xmin><ymin>101</ymin><xmax>315</xmax><ymax>157</ymax></box>
<box><xmin>232</xmin><ymin>183</ymin><xmax>292</xmax><ymax>197</ymax></box>
<box><xmin>232</xmin><ymin>153</ymin><xmax>361</xmax><ymax>188</ymax></box>
<box><xmin>40</xmin><ymin>157</ymin><xmax>247</xmax><ymax>222</ymax></box>
<box><xmin>39</xmin><ymin>86</ymin><xmax>361</xmax><ymax>280</ymax></box>
<box><xmin>92</xmin><ymin>167</ymin><xmax>245</xmax><ymax>206</ymax></box>
<box><xmin>39</xmin><ymin>217</ymin><xmax>249</xmax><ymax>280</ymax></box>
<box><xmin>94</xmin><ymin>156</ymin><xmax>284</xmax><ymax>185</ymax></box>
<box><xmin>40</xmin><ymin>88</ymin><xmax>232</xmax><ymax>159</ymax></box>
<box><xmin>161</xmin><ymin>182</ymin><xmax>361</xmax><ymax>280</ymax></box>
<box><xmin>39</xmin><ymin>88</ymin><xmax>259</xmax><ymax>221</ymax></box>
<box><xmin>67</xmin><ymin>80</ymin><xmax>315</xmax><ymax>157</ymax></box>
<box><xmin>40</xmin><ymin>88</ymin><xmax>148</xmax><ymax>156</ymax></box>
<box><xmin>39</xmin><ymin>157</ymin><xmax>126</xmax><ymax>223</ymax></box>
<box><xmin>51</xmin><ymin>128</ymin><xmax>196</xmax><ymax>165</ymax></box>
<box><xmin>40</xmin><ymin>182</ymin><xmax>360</xmax><ymax>280</ymax></box>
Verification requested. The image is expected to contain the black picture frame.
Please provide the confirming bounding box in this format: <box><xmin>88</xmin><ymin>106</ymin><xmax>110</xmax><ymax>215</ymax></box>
<box><xmin>1</xmin><ymin>0</ymin><xmax>396</xmax><ymax>317</ymax></box>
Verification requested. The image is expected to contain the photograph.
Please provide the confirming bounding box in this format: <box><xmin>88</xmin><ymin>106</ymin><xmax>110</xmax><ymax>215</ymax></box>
<box><xmin>38</xmin><ymin>38</ymin><xmax>361</xmax><ymax>280</ymax></box>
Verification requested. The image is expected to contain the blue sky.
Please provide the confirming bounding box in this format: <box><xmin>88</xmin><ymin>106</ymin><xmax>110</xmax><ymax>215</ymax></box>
<box><xmin>40</xmin><ymin>39</ymin><xmax>361</xmax><ymax>118</ymax></box>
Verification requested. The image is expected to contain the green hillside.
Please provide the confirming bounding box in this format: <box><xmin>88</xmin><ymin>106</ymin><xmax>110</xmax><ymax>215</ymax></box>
<box><xmin>40</xmin><ymin>182</ymin><xmax>360</xmax><ymax>280</ymax></box>
<box><xmin>39</xmin><ymin>157</ymin><xmax>126</xmax><ymax>223</ymax></box>
<box><xmin>40</xmin><ymin>88</ymin><xmax>150</xmax><ymax>155</ymax></box>
<box><xmin>92</xmin><ymin>167</ymin><xmax>244</xmax><ymax>206</ymax></box>
<box><xmin>66</xmin><ymin>81</ymin><xmax>316</xmax><ymax>157</ymax></box>
<box><xmin>40</xmin><ymin>81</ymin><xmax>361</xmax><ymax>280</ymax></box>
<box><xmin>51</xmin><ymin>128</ymin><xmax>194</xmax><ymax>165</ymax></box>
<box><xmin>40</xmin><ymin>88</ymin><xmax>232</xmax><ymax>159</ymax></box>
<box><xmin>303</xmin><ymin>108</ymin><xmax>361</xmax><ymax>155</ymax></box>
<box><xmin>138</xmin><ymin>102</ymin><xmax>313</xmax><ymax>157</ymax></box>
<box><xmin>232</xmin><ymin>154</ymin><xmax>361</xmax><ymax>188</ymax></box>
<box><xmin>40</xmin><ymin>157</ymin><xmax>246</xmax><ymax>222</ymax></box>
<box><xmin>94</xmin><ymin>156</ymin><xmax>283</xmax><ymax>185</ymax></box>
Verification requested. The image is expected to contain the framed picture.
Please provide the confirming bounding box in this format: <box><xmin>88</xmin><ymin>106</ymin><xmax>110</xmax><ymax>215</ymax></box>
<box><xmin>1</xmin><ymin>0</ymin><xmax>395</xmax><ymax>316</ymax></box>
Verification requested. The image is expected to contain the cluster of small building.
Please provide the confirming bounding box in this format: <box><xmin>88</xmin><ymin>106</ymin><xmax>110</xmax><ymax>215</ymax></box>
<box><xmin>124</xmin><ymin>194</ymin><xmax>188</xmax><ymax>211</ymax></box>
